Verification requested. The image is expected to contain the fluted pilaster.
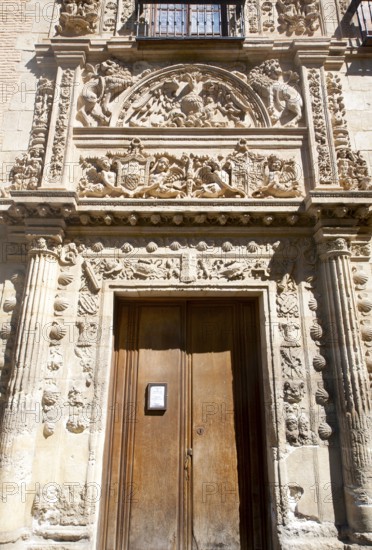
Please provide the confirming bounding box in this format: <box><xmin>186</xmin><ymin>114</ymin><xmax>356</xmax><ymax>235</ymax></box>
<box><xmin>318</xmin><ymin>236</ymin><xmax>372</xmax><ymax>542</ymax></box>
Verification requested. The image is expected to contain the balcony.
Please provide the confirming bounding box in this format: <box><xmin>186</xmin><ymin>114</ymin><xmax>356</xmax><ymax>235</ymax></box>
<box><xmin>357</xmin><ymin>0</ymin><xmax>372</xmax><ymax>44</ymax></box>
<box><xmin>135</xmin><ymin>2</ymin><xmax>245</xmax><ymax>39</ymax></box>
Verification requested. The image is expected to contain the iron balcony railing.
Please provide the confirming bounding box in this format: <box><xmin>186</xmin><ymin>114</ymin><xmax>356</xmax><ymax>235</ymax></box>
<box><xmin>135</xmin><ymin>2</ymin><xmax>245</xmax><ymax>38</ymax></box>
<box><xmin>356</xmin><ymin>0</ymin><xmax>372</xmax><ymax>44</ymax></box>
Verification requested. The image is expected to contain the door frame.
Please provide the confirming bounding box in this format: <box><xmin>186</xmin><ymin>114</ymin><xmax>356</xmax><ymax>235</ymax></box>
<box><xmin>96</xmin><ymin>287</ymin><xmax>277</xmax><ymax>550</ymax></box>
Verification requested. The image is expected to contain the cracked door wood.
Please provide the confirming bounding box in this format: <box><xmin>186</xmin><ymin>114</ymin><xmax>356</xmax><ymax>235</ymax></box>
<box><xmin>103</xmin><ymin>300</ymin><xmax>268</xmax><ymax>550</ymax></box>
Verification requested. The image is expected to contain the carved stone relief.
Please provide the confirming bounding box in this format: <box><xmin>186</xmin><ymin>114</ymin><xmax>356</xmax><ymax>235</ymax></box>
<box><xmin>307</xmin><ymin>69</ymin><xmax>333</xmax><ymax>185</ymax></box>
<box><xmin>49</xmin><ymin>69</ymin><xmax>75</xmax><ymax>183</ymax></box>
<box><xmin>6</xmin><ymin>78</ymin><xmax>54</xmax><ymax>192</ymax></box>
<box><xmin>326</xmin><ymin>73</ymin><xmax>372</xmax><ymax>191</ymax></box>
<box><xmin>277</xmin><ymin>0</ymin><xmax>320</xmax><ymax>35</ymax></box>
<box><xmin>56</xmin><ymin>0</ymin><xmax>101</xmax><ymax>36</ymax></box>
<box><xmin>102</xmin><ymin>0</ymin><xmax>117</xmax><ymax>31</ymax></box>
<box><xmin>78</xmin><ymin>138</ymin><xmax>302</xmax><ymax>199</ymax></box>
<box><xmin>75</xmin><ymin>60</ymin><xmax>304</xmax><ymax>128</ymax></box>
<box><xmin>246</xmin><ymin>59</ymin><xmax>303</xmax><ymax>127</ymax></box>
<box><xmin>77</xmin><ymin>59</ymin><xmax>133</xmax><ymax>127</ymax></box>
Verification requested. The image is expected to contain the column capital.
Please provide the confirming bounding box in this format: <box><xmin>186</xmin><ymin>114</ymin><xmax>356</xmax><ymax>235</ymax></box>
<box><xmin>317</xmin><ymin>237</ymin><xmax>351</xmax><ymax>260</ymax></box>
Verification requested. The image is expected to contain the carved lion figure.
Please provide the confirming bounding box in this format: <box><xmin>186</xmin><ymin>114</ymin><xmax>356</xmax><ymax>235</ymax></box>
<box><xmin>247</xmin><ymin>59</ymin><xmax>303</xmax><ymax>127</ymax></box>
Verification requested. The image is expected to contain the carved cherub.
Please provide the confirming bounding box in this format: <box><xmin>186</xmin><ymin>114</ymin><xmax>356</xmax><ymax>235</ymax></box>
<box><xmin>252</xmin><ymin>154</ymin><xmax>301</xmax><ymax>198</ymax></box>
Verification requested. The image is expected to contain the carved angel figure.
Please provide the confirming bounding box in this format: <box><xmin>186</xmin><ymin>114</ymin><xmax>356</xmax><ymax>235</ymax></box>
<box><xmin>252</xmin><ymin>155</ymin><xmax>302</xmax><ymax>198</ymax></box>
<box><xmin>77</xmin><ymin>60</ymin><xmax>132</xmax><ymax>126</ymax></box>
<box><xmin>57</xmin><ymin>0</ymin><xmax>100</xmax><ymax>36</ymax></box>
<box><xmin>8</xmin><ymin>150</ymin><xmax>43</xmax><ymax>191</ymax></box>
<box><xmin>247</xmin><ymin>60</ymin><xmax>303</xmax><ymax>127</ymax></box>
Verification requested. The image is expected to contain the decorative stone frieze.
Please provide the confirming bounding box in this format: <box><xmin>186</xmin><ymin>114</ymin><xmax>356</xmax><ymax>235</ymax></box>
<box><xmin>102</xmin><ymin>0</ymin><xmax>117</xmax><ymax>31</ymax></box>
<box><xmin>78</xmin><ymin>138</ymin><xmax>302</xmax><ymax>199</ymax></box>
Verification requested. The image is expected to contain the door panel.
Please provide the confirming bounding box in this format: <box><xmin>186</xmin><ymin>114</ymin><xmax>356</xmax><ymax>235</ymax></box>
<box><xmin>190</xmin><ymin>305</ymin><xmax>240</xmax><ymax>549</ymax></box>
<box><xmin>129</xmin><ymin>306</ymin><xmax>183</xmax><ymax>550</ymax></box>
<box><xmin>104</xmin><ymin>300</ymin><xmax>268</xmax><ymax>550</ymax></box>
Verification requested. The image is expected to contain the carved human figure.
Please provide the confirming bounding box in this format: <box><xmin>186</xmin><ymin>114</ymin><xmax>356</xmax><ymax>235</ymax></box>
<box><xmin>286</xmin><ymin>413</ymin><xmax>300</xmax><ymax>446</ymax></box>
<box><xmin>194</xmin><ymin>159</ymin><xmax>246</xmax><ymax>198</ymax></box>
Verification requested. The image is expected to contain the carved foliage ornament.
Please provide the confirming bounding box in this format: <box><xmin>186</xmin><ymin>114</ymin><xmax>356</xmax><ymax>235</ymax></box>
<box><xmin>78</xmin><ymin>138</ymin><xmax>302</xmax><ymax>199</ymax></box>
<box><xmin>76</xmin><ymin>60</ymin><xmax>303</xmax><ymax>129</ymax></box>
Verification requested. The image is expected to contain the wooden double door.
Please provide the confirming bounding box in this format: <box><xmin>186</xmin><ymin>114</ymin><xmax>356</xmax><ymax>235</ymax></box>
<box><xmin>103</xmin><ymin>300</ymin><xmax>268</xmax><ymax>550</ymax></box>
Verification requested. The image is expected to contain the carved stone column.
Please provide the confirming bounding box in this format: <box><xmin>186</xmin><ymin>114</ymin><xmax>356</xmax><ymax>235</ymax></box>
<box><xmin>317</xmin><ymin>234</ymin><xmax>372</xmax><ymax>543</ymax></box>
<box><xmin>0</xmin><ymin>227</ymin><xmax>63</xmax><ymax>537</ymax></box>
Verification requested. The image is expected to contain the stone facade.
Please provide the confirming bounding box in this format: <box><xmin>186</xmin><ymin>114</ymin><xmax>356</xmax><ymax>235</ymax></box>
<box><xmin>0</xmin><ymin>0</ymin><xmax>371</xmax><ymax>548</ymax></box>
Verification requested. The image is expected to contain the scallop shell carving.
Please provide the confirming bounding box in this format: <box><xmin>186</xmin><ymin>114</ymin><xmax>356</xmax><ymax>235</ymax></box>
<box><xmin>222</xmin><ymin>241</ymin><xmax>233</xmax><ymax>252</ymax></box>
<box><xmin>3</xmin><ymin>297</ymin><xmax>16</xmax><ymax>312</ymax></box>
<box><xmin>247</xmin><ymin>241</ymin><xmax>259</xmax><ymax>253</ymax></box>
<box><xmin>361</xmin><ymin>324</ymin><xmax>372</xmax><ymax>342</ymax></box>
<box><xmin>49</xmin><ymin>323</ymin><xmax>67</xmax><ymax>341</ymax></box>
<box><xmin>170</xmin><ymin>241</ymin><xmax>181</xmax><ymax>251</ymax></box>
<box><xmin>308</xmin><ymin>298</ymin><xmax>318</xmax><ymax>311</ymax></box>
<box><xmin>315</xmin><ymin>387</ymin><xmax>329</xmax><ymax>405</ymax></box>
<box><xmin>0</xmin><ymin>324</ymin><xmax>11</xmax><ymax>339</ymax></box>
<box><xmin>58</xmin><ymin>273</ymin><xmax>74</xmax><ymax>286</ymax></box>
<box><xmin>54</xmin><ymin>297</ymin><xmax>69</xmax><ymax>313</ymax></box>
<box><xmin>310</xmin><ymin>322</ymin><xmax>323</xmax><ymax>341</ymax></box>
<box><xmin>318</xmin><ymin>422</ymin><xmax>333</xmax><ymax>440</ymax></box>
<box><xmin>196</xmin><ymin>241</ymin><xmax>208</xmax><ymax>251</ymax></box>
<box><xmin>121</xmin><ymin>242</ymin><xmax>133</xmax><ymax>254</ymax></box>
<box><xmin>357</xmin><ymin>295</ymin><xmax>372</xmax><ymax>314</ymax></box>
<box><xmin>353</xmin><ymin>268</ymin><xmax>368</xmax><ymax>288</ymax></box>
<box><xmin>313</xmin><ymin>355</ymin><xmax>326</xmax><ymax>371</ymax></box>
<box><xmin>146</xmin><ymin>242</ymin><xmax>158</xmax><ymax>253</ymax></box>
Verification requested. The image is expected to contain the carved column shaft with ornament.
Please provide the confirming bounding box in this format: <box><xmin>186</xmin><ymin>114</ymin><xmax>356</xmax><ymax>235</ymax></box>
<box><xmin>317</xmin><ymin>236</ymin><xmax>372</xmax><ymax>541</ymax></box>
<box><xmin>0</xmin><ymin>234</ymin><xmax>61</xmax><ymax>535</ymax></box>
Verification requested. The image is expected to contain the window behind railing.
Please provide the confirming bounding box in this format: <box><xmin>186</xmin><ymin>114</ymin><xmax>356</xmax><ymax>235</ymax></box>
<box><xmin>136</xmin><ymin>2</ymin><xmax>244</xmax><ymax>38</ymax></box>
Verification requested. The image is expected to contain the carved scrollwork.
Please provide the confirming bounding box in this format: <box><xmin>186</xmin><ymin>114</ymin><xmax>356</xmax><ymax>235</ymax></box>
<box><xmin>78</xmin><ymin>139</ymin><xmax>302</xmax><ymax>199</ymax></box>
